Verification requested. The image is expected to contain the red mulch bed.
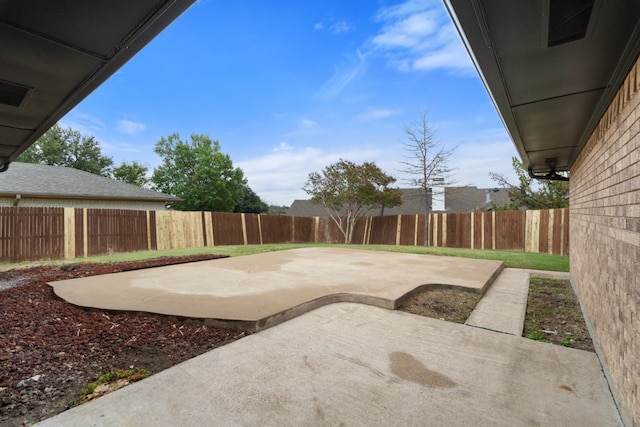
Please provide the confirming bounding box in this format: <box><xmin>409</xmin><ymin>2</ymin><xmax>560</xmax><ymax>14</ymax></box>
<box><xmin>0</xmin><ymin>254</ymin><xmax>246</xmax><ymax>426</ymax></box>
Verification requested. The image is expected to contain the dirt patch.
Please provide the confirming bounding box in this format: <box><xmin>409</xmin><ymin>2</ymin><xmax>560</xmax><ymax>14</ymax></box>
<box><xmin>397</xmin><ymin>287</ymin><xmax>481</xmax><ymax>324</ymax></box>
<box><xmin>0</xmin><ymin>254</ymin><xmax>246</xmax><ymax>426</ymax></box>
<box><xmin>398</xmin><ymin>277</ymin><xmax>594</xmax><ymax>353</ymax></box>
<box><xmin>523</xmin><ymin>277</ymin><xmax>594</xmax><ymax>352</ymax></box>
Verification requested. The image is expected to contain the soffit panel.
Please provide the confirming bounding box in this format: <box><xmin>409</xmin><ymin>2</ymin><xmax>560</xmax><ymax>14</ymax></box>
<box><xmin>0</xmin><ymin>26</ymin><xmax>102</xmax><ymax>129</ymax></box>
<box><xmin>445</xmin><ymin>0</ymin><xmax>640</xmax><ymax>174</ymax></box>
<box><xmin>0</xmin><ymin>0</ymin><xmax>195</xmax><ymax>169</ymax></box>
<box><xmin>0</xmin><ymin>1</ymin><xmax>170</xmax><ymax>57</ymax></box>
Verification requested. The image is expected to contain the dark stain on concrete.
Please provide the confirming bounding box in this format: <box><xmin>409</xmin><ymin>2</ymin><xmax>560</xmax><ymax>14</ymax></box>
<box><xmin>558</xmin><ymin>384</ymin><xmax>574</xmax><ymax>392</ymax></box>
<box><xmin>389</xmin><ymin>351</ymin><xmax>456</xmax><ymax>388</ymax></box>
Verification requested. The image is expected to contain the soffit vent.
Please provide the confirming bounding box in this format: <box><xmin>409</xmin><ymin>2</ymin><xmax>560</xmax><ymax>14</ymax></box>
<box><xmin>548</xmin><ymin>0</ymin><xmax>594</xmax><ymax>47</ymax></box>
<box><xmin>0</xmin><ymin>80</ymin><xmax>32</xmax><ymax>107</ymax></box>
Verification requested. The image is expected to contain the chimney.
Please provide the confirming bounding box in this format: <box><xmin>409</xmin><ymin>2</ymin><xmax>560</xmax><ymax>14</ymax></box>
<box><xmin>485</xmin><ymin>189</ymin><xmax>491</xmax><ymax>205</ymax></box>
<box><xmin>432</xmin><ymin>178</ymin><xmax>445</xmax><ymax>211</ymax></box>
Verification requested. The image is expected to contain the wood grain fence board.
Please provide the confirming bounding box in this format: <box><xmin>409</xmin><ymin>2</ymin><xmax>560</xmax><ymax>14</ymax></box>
<box><xmin>368</xmin><ymin>216</ymin><xmax>398</xmax><ymax>245</ymax></box>
<box><xmin>86</xmin><ymin>209</ymin><xmax>149</xmax><ymax>256</ymax></box>
<box><xmin>74</xmin><ymin>209</ymin><xmax>84</xmax><ymax>256</ymax></box>
<box><xmin>416</xmin><ymin>214</ymin><xmax>426</xmax><ymax>247</ymax></box>
<box><xmin>446</xmin><ymin>213</ymin><xmax>473</xmax><ymax>248</ymax></box>
<box><xmin>484</xmin><ymin>212</ymin><xmax>494</xmax><ymax>249</ymax></box>
<box><xmin>0</xmin><ymin>207</ymin><xmax>65</xmax><ymax>262</ymax></box>
<box><xmin>260</xmin><ymin>215</ymin><xmax>292</xmax><ymax>244</ymax></box>
<box><xmin>351</xmin><ymin>217</ymin><xmax>368</xmax><ymax>244</ymax></box>
<box><xmin>539</xmin><ymin>210</ymin><xmax>550</xmax><ymax>254</ymax></box>
<box><xmin>148</xmin><ymin>211</ymin><xmax>158</xmax><ymax>250</ymax></box>
<box><xmin>292</xmin><ymin>216</ymin><xmax>314</xmax><ymax>243</ymax></box>
<box><xmin>0</xmin><ymin>208</ymin><xmax>9</xmax><ymax>260</ymax></box>
<box><xmin>494</xmin><ymin>211</ymin><xmax>525</xmax><ymax>250</ymax></box>
<box><xmin>244</xmin><ymin>214</ymin><xmax>262</xmax><ymax>244</ymax></box>
<box><xmin>317</xmin><ymin>217</ymin><xmax>342</xmax><ymax>243</ymax></box>
<box><xmin>0</xmin><ymin>208</ymin><xmax>570</xmax><ymax>262</ymax></box>
<box><xmin>211</xmin><ymin>212</ymin><xmax>244</xmax><ymax>245</ymax></box>
<box><xmin>473</xmin><ymin>213</ymin><xmax>483</xmax><ymax>249</ymax></box>
<box><xmin>399</xmin><ymin>215</ymin><xmax>417</xmax><ymax>246</ymax></box>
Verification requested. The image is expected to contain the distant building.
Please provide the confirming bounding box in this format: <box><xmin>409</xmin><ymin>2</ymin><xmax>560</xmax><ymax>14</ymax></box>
<box><xmin>286</xmin><ymin>187</ymin><xmax>510</xmax><ymax>217</ymax></box>
<box><xmin>0</xmin><ymin>162</ymin><xmax>179</xmax><ymax>210</ymax></box>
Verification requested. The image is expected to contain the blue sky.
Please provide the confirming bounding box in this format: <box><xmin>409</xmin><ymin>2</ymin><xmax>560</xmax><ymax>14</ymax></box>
<box><xmin>60</xmin><ymin>0</ymin><xmax>519</xmax><ymax>206</ymax></box>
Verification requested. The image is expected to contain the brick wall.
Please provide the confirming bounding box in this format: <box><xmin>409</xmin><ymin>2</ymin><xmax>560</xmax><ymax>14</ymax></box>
<box><xmin>570</xmin><ymin>57</ymin><xmax>640</xmax><ymax>426</ymax></box>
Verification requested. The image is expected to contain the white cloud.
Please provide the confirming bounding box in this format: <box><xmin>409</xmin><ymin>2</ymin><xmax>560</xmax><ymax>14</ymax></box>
<box><xmin>116</xmin><ymin>119</ymin><xmax>146</xmax><ymax>135</ymax></box>
<box><xmin>273</xmin><ymin>142</ymin><xmax>293</xmax><ymax>152</ymax></box>
<box><xmin>370</xmin><ymin>0</ymin><xmax>473</xmax><ymax>75</ymax></box>
<box><xmin>299</xmin><ymin>118</ymin><xmax>318</xmax><ymax>128</ymax></box>
<box><xmin>237</xmin><ymin>144</ymin><xmax>384</xmax><ymax>206</ymax></box>
<box><xmin>314</xmin><ymin>19</ymin><xmax>352</xmax><ymax>34</ymax></box>
<box><xmin>314</xmin><ymin>50</ymin><xmax>368</xmax><ymax>100</ymax></box>
<box><xmin>357</xmin><ymin>108</ymin><xmax>399</xmax><ymax>121</ymax></box>
<box><xmin>329</xmin><ymin>20</ymin><xmax>352</xmax><ymax>34</ymax></box>
<box><xmin>449</xmin><ymin>136</ymin><xmax>520</xmax><ymax>188</ymax></box>
<box><xmin>59</xmin><ymin>111</ymin><xmax>105</xmax><ymax>136</ymax></box>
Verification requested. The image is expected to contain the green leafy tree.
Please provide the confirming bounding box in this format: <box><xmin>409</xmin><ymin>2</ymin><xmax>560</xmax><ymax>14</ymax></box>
<box><xmin>17</xmin><ymin>124</ymin><xmax>113</xmax><ymax>176</ymax></box>
<box><xmin>268</xmin><ymin>205</ymin><xmax>288</xmax><ymax>215</ymax></box>
<box><xmin>113</xmin><ymin>161</ymin><xmax>149</xmax><ymax>187</ymax></box>
<box><xmin>234</xmin><ymin>185</ymin><xmax>269</xmax><ymax>213</ymax></box>
<box><xmin>303</xmin><ymin>159</ymin><xmax>402</xmax><ymax>243</ymax></box>
<box><xmin>151</xmin><ymin>133</ymin><xmax>246</xmax><ymax>211</ymax></box>
<box><xmin>489</xmin><ymin>157</ymin><xmax>569</xmax><ymax>210</ymax></box>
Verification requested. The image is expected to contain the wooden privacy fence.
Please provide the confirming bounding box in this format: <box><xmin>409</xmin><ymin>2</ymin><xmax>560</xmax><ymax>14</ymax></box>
<box><xmin>0</xmin><ymin>207</ymin><xmax>425</xmax><ymax>262</ymax></box>
<box><xmin>428</xmin><ymin>208</ymin><xmax>569</xmax><ymax>255</ymax></box>
<box><xmin>0</xmin><ymin>207</ymin><xmax>568</xmax><ymax>263</ymax></box>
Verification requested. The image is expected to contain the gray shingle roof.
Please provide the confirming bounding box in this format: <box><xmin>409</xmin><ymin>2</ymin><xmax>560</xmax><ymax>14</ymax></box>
<box><xmin>286</xmin><ymin>187</ymin><xmax>510</xmax><ymax>216</ymax></box>
<box><xmin>0</xmin><ymin>162</ymin><xmax>180</xmax><ymax>202</ymax></box>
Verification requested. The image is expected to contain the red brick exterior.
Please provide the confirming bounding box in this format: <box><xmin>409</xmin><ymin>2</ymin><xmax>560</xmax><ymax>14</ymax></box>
<box><xmin>571</xmin><ymin>57</ymin><xmax>640</xmax><ymax>426</ymax></box>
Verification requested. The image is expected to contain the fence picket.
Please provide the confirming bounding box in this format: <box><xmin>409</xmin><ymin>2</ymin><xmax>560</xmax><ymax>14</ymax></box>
<box><xmin>0</xmin><ymin>207</ymin><xmax>569</xmax><ymax>263</ymax></box>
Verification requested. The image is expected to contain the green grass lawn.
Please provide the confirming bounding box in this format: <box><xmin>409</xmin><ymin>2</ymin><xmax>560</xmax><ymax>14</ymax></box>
<box><xmin>1</xmin><ymin>243</ymin><xmax>569</xmax><ymax>272</ymax></box>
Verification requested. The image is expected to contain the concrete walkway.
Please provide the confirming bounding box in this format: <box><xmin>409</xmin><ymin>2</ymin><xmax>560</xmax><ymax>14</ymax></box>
<box><xmin>466</xmin><ymin>269</ymin><xmax>572</xmax><ymax>335</ymax></box>
<box><xmin>36</xmin><ymin>303</ymin><xmax>621</xmax><ymax>427</ymax></box>
<box><xmin>37</xmin><ymin>250</ymin><xmax>621</xmax><ymax>426</ymax></box>
<box><xmin>49</xmin><ymin>248</ymin><xmax>503</xmax><ymax>331</ymax></box>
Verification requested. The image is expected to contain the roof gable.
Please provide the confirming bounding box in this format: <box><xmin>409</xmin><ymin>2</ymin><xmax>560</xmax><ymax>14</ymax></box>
<box><xmin>287</xmin><ymin>187</ymin><xmax>510</xmax><ymax>216</ymax></box>
<box><xmin>0</xmin><ymin>162</ymin><xmax>179</xmax><ymax>202</ymax></box>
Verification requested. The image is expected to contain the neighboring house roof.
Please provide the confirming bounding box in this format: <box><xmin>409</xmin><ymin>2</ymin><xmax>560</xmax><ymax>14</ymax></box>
<box><xmin>286</xmin><ymin>187</ymin><xmax>510</xmax><ymax>217</ymax></box>
<box><xmin>0</xmin><ymin>162</ymin><xmax>179</xmax><ymax>202</ymax></box>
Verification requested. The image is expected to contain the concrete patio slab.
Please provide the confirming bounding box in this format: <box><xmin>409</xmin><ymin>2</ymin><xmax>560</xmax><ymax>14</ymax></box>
<box><xmin>35</xmin><ymin>303</ymin><xmax>621</xmax><ymax>427</ymax></box>
<box><xmin>49</xmin><ymin>248</ymin><xmax>503</xmax><ymax>331</ymax></box>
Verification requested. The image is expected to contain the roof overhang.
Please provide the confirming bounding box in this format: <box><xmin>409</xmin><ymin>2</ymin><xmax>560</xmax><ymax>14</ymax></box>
<box><xmin>444</xmin><ymin>0</ymin><xmax>640</xmax><ymax>175</ymax></box>
<box><xmin>0</xmin><ymin>0</ymin><xmax>196</xmax><ymax>171</ymax></box>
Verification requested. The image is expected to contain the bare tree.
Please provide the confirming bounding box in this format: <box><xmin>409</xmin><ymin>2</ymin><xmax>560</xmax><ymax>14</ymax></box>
<box><xmin>399</xmin><ymin>111</ymin><xmax>457</xmax><ymax>245</ymax></box>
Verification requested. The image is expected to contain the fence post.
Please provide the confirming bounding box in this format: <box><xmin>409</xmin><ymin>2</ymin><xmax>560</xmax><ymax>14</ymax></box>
<box><xmin>491</xmin><ymin>212</ymin><xmax>496</xmax><ymax>249</ymax></box>
<box><xmin>63</xmin><ymin>208</ymin><xmax>75</xmax><ymax>259</ymax></box>
<box><xmin>257</xmin><ymin>214</ymin><xmax>263</xmax><ymax>245</ymax></box>
<box><xmin>442</xmin><ymin>214</ymin><xmax>447</xmax><ymax>247</ymax></box>
<box><xmin>547</xmin><ymin>209</ymin><xmax>554</xmax><ymax>254</ymax></box>
<box><xmin>525</xmin><ymin>210</ymin><xmax>540</xmax><ymax>253</ymax></box>
<box><xmin>241</xmin><ymin>213</ymin><xmax>248</xmax><ymax>245</ymax></box>
<box><xmin>470</xmin><ymin>212</ymin><xmax>475</xmax><ymax>249</ymax></box>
